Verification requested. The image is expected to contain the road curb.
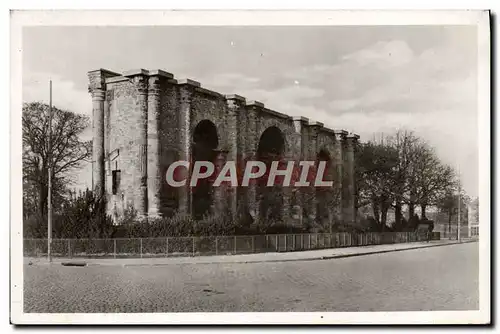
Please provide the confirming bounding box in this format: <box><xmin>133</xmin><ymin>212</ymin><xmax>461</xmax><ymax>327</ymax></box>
<box><xmin>26</xmin><ymin>240</ymin><xmax>476</xmax><ymax>267</ymax></box>
<box><xmin>319</xmin><ymin>239</ymin><xmax>476</xmax><ymax>261</ymax></box>
<box><xmin>119</xmin><ymin>240</ymin><xmax>477</xmax><ymax>268</ymax></box>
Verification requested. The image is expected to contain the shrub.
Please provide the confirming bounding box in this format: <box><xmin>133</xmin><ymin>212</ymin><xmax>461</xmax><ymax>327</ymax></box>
<box><xmin>115</xmin><ymin>211</ymin><xmax>196</xmax><ymax>237</ymax></box>
<box><xmin>23</xmin><ymin>213</ymin><xmax>47</xmax><ymax>238</ymax></box>
<box><xmin>23</xmin><ymin>190</ymin><xmax>114</xmax><ymax>239</ymax></box>
<box><xmin>54</xmin><ymin>190</ymin><xmax>114</xmax><ymax>238</ymax></box>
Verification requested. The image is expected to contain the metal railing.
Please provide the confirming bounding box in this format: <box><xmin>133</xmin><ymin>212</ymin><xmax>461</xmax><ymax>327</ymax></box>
<box><xmin>24</xmin><ymin>231</ymin><xmax>429</xmax><ymax>259</ymax></box>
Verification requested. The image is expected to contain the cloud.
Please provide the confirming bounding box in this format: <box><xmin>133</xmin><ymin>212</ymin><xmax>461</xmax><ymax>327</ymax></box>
<box><xmin>218</xmin><ymin>39</ymin><xmax>478</xmax><ymax>196</ymax></box>
<box><xmin>211</xmin><ymin>73</ymin><xmax>261</xmax><ymax>87</ymax></box>
<box><xmin>21</xmin><ymin>34</ymin><xmax>478</xmax><ymax>196</ymax></box>
<box><xmin>23</xmin><ymin>71</ymin><xmax>92</xmax><ymax>117</ymax></box>
<box><xmin>342</xmin><ymin>40</ymin><xmax>414</xmax><ymax>67</ymax></box>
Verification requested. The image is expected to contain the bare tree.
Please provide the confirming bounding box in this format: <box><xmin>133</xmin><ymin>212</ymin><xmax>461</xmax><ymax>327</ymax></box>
<box><xmin>407</xmin><ymin>141</ymin><xmax>456</xmax><ymax>219</ymax></box>
<box><xmin>387</xmin><ymin>130</ymin><xmax>421</xmax><ymax>227</ymax></box>
<box><xmin>356</xmin><ymin>140</ymin><xmax>398</xmax><ymax>229</ymax></box>
<box><xmin>357</xmin><ymin>130</ymin><xmax>456</xmax><ymax>230</ymax></box>
<box><xmin>22</xmin><ymin>102</ymin><xmax>92</xmax><ymax>216</ymax></box>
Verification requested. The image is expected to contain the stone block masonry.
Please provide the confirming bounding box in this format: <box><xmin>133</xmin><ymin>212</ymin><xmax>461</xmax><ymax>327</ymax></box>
<box><xmin>88</xmin><ymin>68</ymin><xmax>359</xmax><ymax>228</ymax></box>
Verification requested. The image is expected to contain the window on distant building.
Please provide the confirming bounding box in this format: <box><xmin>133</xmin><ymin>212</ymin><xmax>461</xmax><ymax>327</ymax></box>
<box><xmin>112</xmin><ymin>170</ymin><xmax>121</xmax><ymax>195</ymax></box>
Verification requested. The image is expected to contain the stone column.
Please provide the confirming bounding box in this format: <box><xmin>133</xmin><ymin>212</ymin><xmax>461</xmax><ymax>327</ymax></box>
<box><xmin>212</xmin><ymin>149</ymin><xmax>229</xmax><ymax>214</ymax></box>
<box><xmin>343</xmin><ymin>134</ymin><xmax>359</xmax><ymax>226</ymax></box>
<box><xmin>178</xmin><ymin>79</ymin><xmax>200</xmax><ymax>216</ymax></box>
<box><xmin>333</xmin><ymin>130</ymin><xmax>347</xmax><ymax>225</ymax></box>
<box><xmin>104</xmin><ymin>90</ymin><xmax>113</xmax><ymax>200</ymax></box>
<box><xmin>104</xmin><ymin>90</ymin><xmax>112</xmax><ymax>173</ymax></box>
<box><xmin>88</xmin><ymin>69</ymin><xmax>121</xmax><ymax>210</ymax></box>
<box><xmin>307</xmin><ymin>121</ymin><xmax>323</xmax><ymax>223</ymax></box>
<box><xmin>146</xmin><ymin>71</ymin><xmax>173</xmax><ymax>218</ymax></box>
<box><xmin>245</xmin><ymin>101</ymin><xmax>263</xmax><ymax>222</ymax></box>
<box><xmin>281</xmin><ymin>157</ymin><xmax>292</xmax><ymax>226</ymax></box>
<box><xmin>292</xmin><ymin>116</ymin><xmax>309</xmax><ymax>227</ymax></box>
<box><xmin>90</xmin><ymin>88</ymin><xmax>105</xmax><ymax>198</ymax></box>
<box><xmin>225</xmin><ymin>94</ymin><xmax>245</xmax><ymax>220</ymax></box>
<box><xmin>135</xmin><ymin>73</ymin><xmax>149</xmax><ymax>218</ymax></box>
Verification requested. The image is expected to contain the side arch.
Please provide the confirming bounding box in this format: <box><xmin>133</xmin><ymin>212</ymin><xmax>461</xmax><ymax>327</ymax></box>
<box><xmin>191</xmin><ymin>119</ymin><xmax>219</xmax><ymax>219</ymax></box>
<box><xmin>256</xmin><ymin>117</ymin><xmax>293</xmax><ymax>157</ymax></box>
<box><xmin>316</xmin><ymin>147</ymin><xmax>337</xmax><ymax>230</ymax></box>
<box><xmin>256</xmin><ymin>125</ymin><xmax>287</xmax><ymax>222</ymax></box>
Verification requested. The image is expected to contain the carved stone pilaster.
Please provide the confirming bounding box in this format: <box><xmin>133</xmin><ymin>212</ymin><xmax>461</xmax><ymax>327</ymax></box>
<box><xmin>333</xmin><ymin>130</ymin><xmax>347</xmax><ymax>225</ymax></box>
<box><xmin>147</xmin><ymin>75</ymin><xmax>162</xmax><ymax>218</ymax></box>
<box><xmin>137</xmin><ymin>76</ymin><xmax>149</xmax><ymax>218</ymax></box>
<box><xmin>123</xmin><ymin>70</ymin><xmax>149</xmax><ymax>218</ymax></box>
<box><xmin>88</xmin><ymin>69</ymin><xmax>120</xmax><ymax>213</ymax></box>
<box><xmin>178</xmin><ymin>79</ymin><xmax>200</xmax><ymax>216</ymax></box>
<box><xmin>89</xmin><ymin>88</ymin><xmax>105</xmax><ymax>197</ymax></box>
<box><xmin>343</xmin><ymin>133</ymin><xmax>359</xmax><ymax>226</ymax></box>
<box><xmin>212</xmin><ymin>149</ymin><xmax>229</xmax><ymax>214</ymax></box>
<box><xmin>307</xmin><ymin>121</ymin><xmax>323</xmax><ymax>223</ymax></box>
<box><xmin>291</xmin><ymin>116</ymin><xmax>309</xmax><ymax>226</ymax></box>
<box><xmin>225</xmin><ymin>94</ymin><xmax>245</xmax><ymax>220</ymax></box>
<box><xmin>245</xmin><ymin>101</ymin><xmax>264</xmax><ymax>222</ymax></box>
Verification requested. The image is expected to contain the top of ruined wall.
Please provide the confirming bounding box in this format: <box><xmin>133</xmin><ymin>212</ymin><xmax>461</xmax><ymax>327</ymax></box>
<box><xmin>88</xmin><ymin>68</ymin><xmax>359</xmax><ymax>141</ymax></box>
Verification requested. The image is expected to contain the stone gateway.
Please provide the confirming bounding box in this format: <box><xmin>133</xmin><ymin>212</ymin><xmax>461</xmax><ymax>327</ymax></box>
<box><xmin>88</xmin><ymin>68</ymin><xmax>359</xmax><ymax>227</ymax></box>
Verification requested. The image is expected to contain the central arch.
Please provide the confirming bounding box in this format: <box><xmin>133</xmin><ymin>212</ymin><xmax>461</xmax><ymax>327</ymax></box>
<box><xmin>191</xmin><ymin>120</ymin><xmax>219</xmax><ymax>219</ymax></box>
<box><xmin>257</xmin><ymin>126</ymin><xmax>286</xmax><ymax>223</ymax></box>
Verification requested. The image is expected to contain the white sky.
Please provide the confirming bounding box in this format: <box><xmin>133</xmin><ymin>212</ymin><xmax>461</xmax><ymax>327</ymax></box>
<box><xmin>22</xmin><ymin>26</ymin><xmax>479</xmax><ymax>197</ymax></box>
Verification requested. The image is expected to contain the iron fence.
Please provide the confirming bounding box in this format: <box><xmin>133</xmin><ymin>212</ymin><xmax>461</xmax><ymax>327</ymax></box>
<box><xmin>24</xmin><ymin>231</ymin><xmax>429</xmax><ymax>259</ymax></box>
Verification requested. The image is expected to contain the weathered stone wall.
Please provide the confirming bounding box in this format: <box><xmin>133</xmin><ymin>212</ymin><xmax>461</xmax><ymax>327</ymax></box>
<box><xmin>158</xmin><ymin>77</ymin><xmax>179</xmax><ymax>217</ymax></box>
<box><xmin>106</xmin><ymin>78</ymin><xmax>142</xmax><ymax>218</ymax></box>
<box><xmin>89</xmin><ymin>68</ymin><xmax>359</xmax><ymax>228</ymax></box>
<box><xmin>190</xmin><ymin>90</ymin><xmax>227</xmax><ymax>143</ymax></box>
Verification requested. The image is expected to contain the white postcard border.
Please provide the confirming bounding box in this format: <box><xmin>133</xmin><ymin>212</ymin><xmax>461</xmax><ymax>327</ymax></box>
<box><xmin>10</xmin><ymin>9</ymin><xmax>491</xmax><ymax>325</ymax></box>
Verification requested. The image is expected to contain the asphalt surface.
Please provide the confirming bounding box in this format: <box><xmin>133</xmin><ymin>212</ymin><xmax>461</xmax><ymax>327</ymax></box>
<box><xmin>24</xmin><ymin>242</ymin><xmax>479</xmax><ymax>312</ymax></box>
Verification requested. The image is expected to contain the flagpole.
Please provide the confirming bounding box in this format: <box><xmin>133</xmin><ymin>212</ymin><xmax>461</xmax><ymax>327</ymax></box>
<box><xmin>48</xmin><ymin>80</ymin><xmax>53</xmax><ymax>262</ymax></box>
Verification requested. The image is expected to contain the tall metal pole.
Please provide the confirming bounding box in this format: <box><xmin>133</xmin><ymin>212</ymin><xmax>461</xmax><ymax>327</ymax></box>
<box><xmin>47</xmin><ymin>80</ymin><xmax>53</xmax><ymax>262</ymax></box>
<box><xmin>457</xmin><ymin>166</ymin><xmax>461</xmax><ymax>243</ymax></box>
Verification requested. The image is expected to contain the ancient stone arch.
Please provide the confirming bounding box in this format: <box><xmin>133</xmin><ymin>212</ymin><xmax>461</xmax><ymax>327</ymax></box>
<box><xmin>316</xmin><ymin>148</ymin><xmax>335</xmax><ymax>229</ymax></box>
<box><xmin>257</xmin><ymin>126</ymin><xmax>286</xmax><ymax>162</ymax></box>
<box><xmin>191</xmin><ymin>119</ymin><xmax>219</xmax><ymax>219</ymax></box>
<box><xmin>256</xmin><ymin>126</ymin><xmax>287</xmax><ymax>222</ymax></box>
<box><xmin>88</xmin><ymin>68</ymin><xmax>360</xmax><ymax>227</ymax></box>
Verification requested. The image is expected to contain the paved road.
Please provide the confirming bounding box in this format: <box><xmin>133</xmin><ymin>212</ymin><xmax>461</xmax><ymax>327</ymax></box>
<box><xmin>24</xmin><ymin>242</ymin><xmax>479</xmax><ymax>312</ymax></box>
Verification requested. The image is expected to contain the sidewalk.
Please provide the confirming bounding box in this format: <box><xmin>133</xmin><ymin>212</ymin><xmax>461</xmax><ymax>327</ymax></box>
<box><xmin>25</xmin><ymin>239</ymin><xmax>477</xmax><ymax>267</ymax></box>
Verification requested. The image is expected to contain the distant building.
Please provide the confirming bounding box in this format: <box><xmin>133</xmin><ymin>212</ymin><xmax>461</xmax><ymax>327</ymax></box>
<box><xmin>429</xmin><ymin>197</ymin><xmax>469</xmax><ymax>240</ymax></box>
<box><xmin>468</xmin><ymin>198</ymin><xmax>479</xmax><ymax>237</ymax></box>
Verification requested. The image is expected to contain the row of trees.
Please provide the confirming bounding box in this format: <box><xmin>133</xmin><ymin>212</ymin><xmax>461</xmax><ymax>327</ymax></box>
<box><xmin>355</xmin><ymin>131</ymin><xmax>460</xmax><ymax>231</ymax></box>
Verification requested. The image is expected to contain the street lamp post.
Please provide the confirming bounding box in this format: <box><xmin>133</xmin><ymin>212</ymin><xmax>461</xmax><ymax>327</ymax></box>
<box><xmin>47</xmin><ymin>80</ymin><xmax>53</xmax><ymax>262</ymax></box>
<box><xmin>457</xmin><ymin>166</ymin><xmax>461</xmax><ymax>243</ymax></box>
